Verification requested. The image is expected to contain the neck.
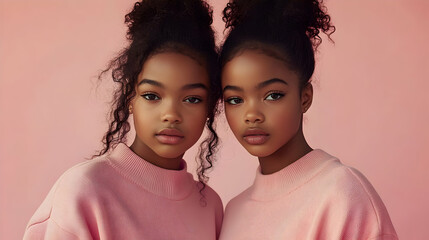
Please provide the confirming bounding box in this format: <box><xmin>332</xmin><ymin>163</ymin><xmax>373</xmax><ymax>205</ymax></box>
<box><xmin>130</xmin><ymin>137</ymin><xmax>183</xmax><ymax>170</ymax></box>
<box><xmin>258</xmin><ymin>126</ymin><xmax>312</xmax><ymax>175</ymax></box>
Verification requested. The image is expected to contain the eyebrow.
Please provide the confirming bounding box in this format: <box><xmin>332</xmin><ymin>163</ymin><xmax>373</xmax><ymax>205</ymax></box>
<box><xmin>138</xmin><ymin>79</ymin><xmax>208</xmax><ymax>91</ymax></box>
<box><xmin>223</xmin><ymin>78</ymin><xmax>288</xmax><ymax>92</ymax></box>
<box><xmin>222</xmin><ymin>85</ymin><xmax>243</xmax><ymax>92</ymax></box>
<box><xmin>138</xmin><ymin>79</ymin><xmax>163</xmax><ymax>87</ymax></box>
<box><xmin>257</xmin><ymin>78</ymin><xmax>288</xmax><ymax>89</ymax></box>
<box><xmin>181</xmin><ymin>83</ymin><xmax>208</xmax><ymax>91</ymax></box>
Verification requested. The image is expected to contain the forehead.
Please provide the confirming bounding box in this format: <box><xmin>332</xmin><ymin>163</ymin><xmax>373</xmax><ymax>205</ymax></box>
<box><xmin>139</xmin><ymin>52</ymin><xmax>209</xmax><ymax>87</ymax></box>
<box><xmin>221</xmin><ymin>50</ymin><xmax>299</xmax><ymax>87</ymax></box>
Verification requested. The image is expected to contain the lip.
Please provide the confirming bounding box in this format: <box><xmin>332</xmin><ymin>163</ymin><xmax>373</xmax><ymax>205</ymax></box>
<box><xmin>155</xmin><ymin>128</ymin><xmax>184</xmax><ymax>145</ymax></box>
<box><xmin>243</xmin><ymin>128</ymin><xmax>270</xmax><ymax>145</ymax></box>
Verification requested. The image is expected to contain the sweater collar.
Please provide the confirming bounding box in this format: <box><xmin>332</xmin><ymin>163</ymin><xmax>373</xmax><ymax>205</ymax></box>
<box><xmin>107</xmin><ymin>143</ymin><xmax>195</xmax><ymax>200</ymax></box>
<box><xmin>249</xmin><ymin>149</ymin><xmax>338</xmax><ymax>201</ymax></box>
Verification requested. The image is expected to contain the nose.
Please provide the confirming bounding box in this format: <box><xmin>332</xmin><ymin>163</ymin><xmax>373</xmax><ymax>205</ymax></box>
<box><xmin>244</xmin><ymin>102</ymin><xmax>264</xmax><ymax>124</ymax></box>
<box><xmin>161</xmin><ymin>100</ymin><xmax>182</xmax><ymax>124</ymax></box>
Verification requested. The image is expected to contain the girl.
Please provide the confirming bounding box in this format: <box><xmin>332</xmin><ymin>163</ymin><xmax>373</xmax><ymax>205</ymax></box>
<box><xmin>218</xmin><ymin>0</ymin><xmax>398</xmax><ymax>239</ymax></box>
<box><xmin>23</xmin><ymin>0</ymin><xmax>223</xmax><ymax>239</ymax></box>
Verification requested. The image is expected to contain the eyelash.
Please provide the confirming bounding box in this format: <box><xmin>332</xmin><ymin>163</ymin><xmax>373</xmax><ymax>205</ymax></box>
<box><xmin>225</xmin><ymin>97</ymin><xmax>243</xmax><ymax>105</ymax></box>
<box><xmin>141</xmin><ymin>92</ymin><xmax>160</xmax><ymax>101</ymax></box>
<box><xmin>184</xmin><ymin>96</ymin><xmax>203</xmax><ymax>104</ymax></box>
<box><xmin>225</xmin><ymin>91</ymin><xmax>285</xmax><ymax>105</ymax></box>
<box><xmin>264</xmin><ymin>91</ymin><xmax>285</xmax><ymax>101</ymax></box>
<box><xmin>141</xmin><ymin>93</ymin><xmax>203</xmax><ymax>104</ymax></box>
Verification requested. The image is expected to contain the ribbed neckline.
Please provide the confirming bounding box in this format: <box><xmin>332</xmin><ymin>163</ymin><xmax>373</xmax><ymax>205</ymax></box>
<box><xmin>107</xmin><ymin>143</ymin><xmax>195</xmax><ymax>200</ymax></box>
<box><xmin>249</xmin><ymin>149</ymin><xmax>338</xmax><ymax>201</ymax></box>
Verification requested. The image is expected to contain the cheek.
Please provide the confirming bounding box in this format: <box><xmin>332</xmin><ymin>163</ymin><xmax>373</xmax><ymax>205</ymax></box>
<box><xmin>133</xmin><ymin>112</ymin><xmax>151</xmax><ymax>133</ymax></box>
<box><xmin>185</xmin><ymin>106</ymin><xmax>207</xmax><ymax>133</ymax></box>
<box><xmin>270</xmin><ymin>104</ymin><xmax>302</xmax><ymax>132</ymax></box>
<box><xmin>224</xmin><ymin>106</ymin><xmax>242</xmax><ymax>133</ymax></box>
<box><xmin>132</xmin><ymin>101</ymin><xmax>156</xmax><ymax>131</ymax></box>
<box><xmin>192</xmin><ymin>114</ymin><xmax>207</xmax><ymax>130</ymax></box>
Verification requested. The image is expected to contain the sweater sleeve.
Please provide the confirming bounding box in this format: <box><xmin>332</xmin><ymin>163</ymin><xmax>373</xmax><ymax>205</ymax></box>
<box><xmin>307</xmin><ymin>165</ymin><xmax>398</xmax><ymax>240</ymax></box>
<box><xmin>23</xmin><ymin>218</ymin><xmax>80</xmax><ymax>240</ymax></box>
<box><xmin>335</xmin><ymin>167</ymin><xmax>398</xmax><ymax>240</ymax></box>
<box><xmin>367</xmin><ymin>234</ymin><xmax>399</xmax><ymax>240</ymax></box>
<box><xmin>23</xmin><ymin>163</ymin><xmax>98</xmax><ymax>240</ymax></box>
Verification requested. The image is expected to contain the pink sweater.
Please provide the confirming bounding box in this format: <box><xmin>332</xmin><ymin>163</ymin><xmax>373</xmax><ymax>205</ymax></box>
<box><xmin>23</xmin><ymin>143</ymin><xmax>223</xmax><ymax>240</ymax></box>
<box><xmin>219</xmin><ymin>149</ymin><xmax>398</xmax><ymax>240</ymax></box>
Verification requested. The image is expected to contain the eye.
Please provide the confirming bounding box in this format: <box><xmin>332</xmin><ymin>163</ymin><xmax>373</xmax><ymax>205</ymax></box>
<box><xmin>225</xmin><ymin>97</ymin><xmax>243</xmax><ymax>105</ymax></box>
<box><xmin>264</xmin><ymin>92</ymin><xmax>284</xmax><ymax>101</ymax></box>
<box><xmin>184</xmin><ymin>96</ymin><xmax>202</xmax><ymax>104</ymax></box>
<box><xmin>141</xmin><ymin>93</ymin><xmax>160</xmax><ymax>101</ymax></box>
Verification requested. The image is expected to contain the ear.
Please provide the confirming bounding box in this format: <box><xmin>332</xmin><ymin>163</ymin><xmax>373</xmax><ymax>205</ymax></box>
<box><xmin>128</xmin><ymin>105</ymin><xmax>133</xmax><ymax>114</ymax></box>
<box><xmin>301</xmin><ymin>83</ymin><xmax>313</xmax><ymax>113</ymax></box>
<box><xmin>129</xmin><ymin>98</ymin><xmax>136</xmax><ymax>115</ymax></box>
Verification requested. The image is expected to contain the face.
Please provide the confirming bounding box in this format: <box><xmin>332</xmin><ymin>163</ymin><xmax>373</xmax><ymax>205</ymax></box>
<box><xmin>222</xmin><ymin>49</ymin><xmax>312</xmax><ymax>158</ymax></box>
<box><xmin>131</xmin><ymin>52</ymin><xmax>209</xmax><ymax>160</ymax></box>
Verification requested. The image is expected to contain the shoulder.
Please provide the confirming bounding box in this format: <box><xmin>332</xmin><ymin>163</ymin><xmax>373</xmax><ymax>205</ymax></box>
<box><xmin>319</xmin><ymin>160</ymin><xmax>385</xmax><ymax>209</ymax></box>
<box><xmin>224</xmin><ymin>186</ymin><xmax>252</xmax><ymax>213</ymax></box>
<box><xmin>314</xmin><ymin>156</ymin><xmax>397</xmax><ymax>238</ymax></box>
<box><xmin>24</xmin><ymin>156</ymin><xmax>113</xmax><ymax>237</ymax></box>
<box><xmin>336</xmin><ymin>165</ymin><xmax>393</xmax><ymax>220</ymax></box>
<box><xmin>52</xmin><ymin>156</ymin><xmax>113</xmax><ymax>197</ymax></box>
<box><xmin>313</xmin><ymin>158</ymin><xmax>384</xmax><ymax>211</ymax></box>
<box><xmin>35</xmin><ymin>155</ymin><xmax>113</xmax><ymax>209</ymax></box>
<box><xmin>200</xmin><ymin>183</ymin><xmax>224</xmax><ymax>210</ymax></box>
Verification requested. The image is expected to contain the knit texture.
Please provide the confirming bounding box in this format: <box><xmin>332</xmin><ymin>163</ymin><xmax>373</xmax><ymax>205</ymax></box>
<box><xmin>23</xmin><ymin>143</ymin><xmax>223</xmax><ymax>240</ymax></box>
<box><xmin>219</xmin><ymin>149</ymin><xmax>398</xmax><ymax>240</ymax></box>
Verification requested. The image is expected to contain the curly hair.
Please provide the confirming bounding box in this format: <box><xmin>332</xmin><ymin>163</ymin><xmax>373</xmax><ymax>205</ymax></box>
<box><xmin>94</xmin><ymin>0</ymin><xmax>221</xmax><ymax>198</ymax></box>
<box><xmin>220</xmin><ymin>0</ymin><xmax>335</xmax><ymax>88</ymax></box>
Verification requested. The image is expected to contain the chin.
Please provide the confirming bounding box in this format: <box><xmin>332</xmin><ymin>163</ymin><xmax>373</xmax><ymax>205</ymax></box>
<box><xmin>154</xmin><ymin>148</ymin><xmax>185</xmax><ymax>159</ymax></box>
<box><xmin>154</xmin><ymin>142</ymin><xmax>188</xmax><ymax>156</ymax></box>
<box><xmin>245</xmin><ymin>146</ymin><xmax>275</xmax><ymax>158</ymax></box>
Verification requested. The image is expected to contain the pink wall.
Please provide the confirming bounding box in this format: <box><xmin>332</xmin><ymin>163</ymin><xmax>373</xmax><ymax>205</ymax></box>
<box><xmin>1</xmin><ymin>0</ymin><xmax>428</xmax><ymax>239</ymax></box>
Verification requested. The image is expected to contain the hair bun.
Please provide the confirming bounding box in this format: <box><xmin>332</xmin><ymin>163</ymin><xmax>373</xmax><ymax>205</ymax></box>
<box><xmin>223</xmin><ymin>0</ymin><xmax>335</xmax><ymax>47</ymax></box>
<box><xmin>125</xmin><ymin>0</ymin><xmax>213</xmax><ymax>41</ymax></box>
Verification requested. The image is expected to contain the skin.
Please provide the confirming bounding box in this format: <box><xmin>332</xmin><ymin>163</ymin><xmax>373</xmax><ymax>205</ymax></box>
<box><xmin>129</xmin><ymin>52</ymin><xmax>209</xmax><ymax>170</ymax></box>
<box><xmin>222</xmin><ymin>49</ymin><xmax>314</xmax><ymax>175</ymax></box>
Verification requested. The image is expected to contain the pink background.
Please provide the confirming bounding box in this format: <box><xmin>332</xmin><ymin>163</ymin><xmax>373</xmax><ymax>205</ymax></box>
<box><xmin>1</xmin><ymin>0</ymin><xmax>428</xmax><ymax>239</ymax></box>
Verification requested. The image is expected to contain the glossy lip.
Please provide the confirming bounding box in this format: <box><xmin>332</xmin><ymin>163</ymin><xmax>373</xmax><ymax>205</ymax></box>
<box><xmin>243</xmin><ymin>128</ymin><xmax>270</xmax><ymax>145</ymax></box>
<box><xmin>155</xmin><ymin>128</ymin><xmax>184</xmax><ymax>145</ymax></box>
